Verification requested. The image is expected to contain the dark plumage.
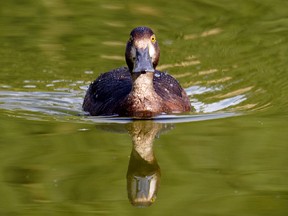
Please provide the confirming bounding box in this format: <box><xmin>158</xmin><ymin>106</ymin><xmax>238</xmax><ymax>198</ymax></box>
<box><xmin>83</xmin><ymin>27</ymin><xmax>191</xmax><ymax>117</ymax></box>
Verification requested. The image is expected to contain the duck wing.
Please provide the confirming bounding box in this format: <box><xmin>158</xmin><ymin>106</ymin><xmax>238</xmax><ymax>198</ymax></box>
<box><xmin>83</xmin><ymin>67</ymin><xmax>132</xmax><ymax>116</ymax></box>
<box><xmin>153</xmin><ymin>70</ymin><xmax>191</xmax><ymax>111</ymax></box>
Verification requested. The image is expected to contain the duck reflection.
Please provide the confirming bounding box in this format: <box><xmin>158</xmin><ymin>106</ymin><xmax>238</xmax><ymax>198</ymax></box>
<box><xmin>99</xmin><ymin>120</ymin><xmax>172</xmax><ymax>207</ymax></box>
<box><xmin>126</xmin><ymin>121</ymin><xmax>165</xmax><ymax>207</ymax></box>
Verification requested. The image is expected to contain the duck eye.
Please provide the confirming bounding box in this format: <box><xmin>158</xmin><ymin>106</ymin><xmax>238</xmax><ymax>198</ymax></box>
<box><xmin>151</xmin><ymin>35</ymin><xmax>156</xmax><ymax>43</ymax></box>
<box><xmin>129</xmin><ymin>35</ymin><xmax>133</xmax><ymax>42</ymax></box>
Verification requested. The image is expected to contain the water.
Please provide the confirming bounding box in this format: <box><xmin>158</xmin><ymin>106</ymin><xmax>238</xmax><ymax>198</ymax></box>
<box><xmin>1</xmin><ymin>0</ymin><xmax>288</xmax><ymax>215</ymax></box>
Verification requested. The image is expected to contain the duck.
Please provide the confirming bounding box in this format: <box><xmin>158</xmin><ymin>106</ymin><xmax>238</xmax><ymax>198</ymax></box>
<box><xmin>83</xmin><ymin>26</ymin><xmax>191</xmax><ymax>117</ymax></box>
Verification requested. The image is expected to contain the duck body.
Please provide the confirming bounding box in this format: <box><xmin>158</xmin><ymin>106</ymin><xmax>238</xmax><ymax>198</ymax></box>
<box><xmin>83</xmin><ymin>27</ymin><xmax>191</xmax><ymax>117</ymax></box>
<box><xmin>83</xmin><ymin>67</ymin><xmax>191</xmax><ymax>117</ymax></box>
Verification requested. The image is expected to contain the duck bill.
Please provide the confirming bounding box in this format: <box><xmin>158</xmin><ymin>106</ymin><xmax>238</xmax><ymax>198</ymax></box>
<box><xmin>128</xmin><ymin>174</ymin><xmax>158</xmax><ymax>206</ymax></box>
<box><xmin>133</xmin><ymin>47</ymin><xmax>155</xmax><ymax>73</ymax></box>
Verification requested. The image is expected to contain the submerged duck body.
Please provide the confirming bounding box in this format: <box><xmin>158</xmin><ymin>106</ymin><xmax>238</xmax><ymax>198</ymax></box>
<box><xmin>83</xmin><ymin>27</ymin><xmax>191</xmax><ymax>117</ymax></box>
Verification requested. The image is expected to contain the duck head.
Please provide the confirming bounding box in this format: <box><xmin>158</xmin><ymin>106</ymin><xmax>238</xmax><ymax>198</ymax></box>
<box><xmin>125</xmin><ymin>27</ymin><xmax>160</xmax><ymax>73</ymax></box>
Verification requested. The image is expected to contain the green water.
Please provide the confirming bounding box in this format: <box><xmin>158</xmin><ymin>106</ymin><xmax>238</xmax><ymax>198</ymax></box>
<box><xmin>1</xmin><ymin>0</ymin><xmax>288</xmax><ymax>215</ymax></box>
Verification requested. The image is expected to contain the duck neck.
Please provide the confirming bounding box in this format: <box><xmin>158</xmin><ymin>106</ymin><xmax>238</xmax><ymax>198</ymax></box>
<box><xmin>131</xmin><ymin>72</ymin><xmax>155</xmax><ymax>98</ymax></box>
<box><xmin>125</xmin><ymin>72</ymin><xmax>162</xmax><ymax>117</ymax></box>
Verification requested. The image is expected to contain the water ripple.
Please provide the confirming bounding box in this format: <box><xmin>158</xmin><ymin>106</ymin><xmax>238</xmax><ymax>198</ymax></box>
<box><xmin>0</xmin><ymin>87</ymin><xmax>245</xmax><ymax>124</ymax></box>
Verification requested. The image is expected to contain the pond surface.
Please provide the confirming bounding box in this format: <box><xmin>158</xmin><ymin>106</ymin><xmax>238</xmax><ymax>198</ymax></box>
<box><xmin>1</xmin><ymin>0</ymin><xmax>288</xmax><ymax>215</ymax></box>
